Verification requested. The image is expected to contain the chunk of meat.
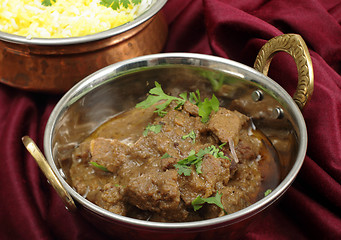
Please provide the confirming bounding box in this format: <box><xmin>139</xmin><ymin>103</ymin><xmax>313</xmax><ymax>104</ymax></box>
<box><xmin>161</xmin><ymin>157</ymin><xmax>177</xmax><ymax>171</ymax></box>
<box><xmin>90</xmin><ymin>137</ymin><xmax>131</xmax><ymax>173</ymax></box>
<box><xmin>221</xmin><ymin>186</ymin><xmax>251</xmax><ymax>214</ymax></box>
<box><xmin>183</xmin><ymin>101</ymin><xmax>199</xmax><ymax>116</ymax></box>
<box><xmin>208</xmin><ymin>108</ymin><xmax>248</xmax><ymax>144</ymax></box>
<box><xmin>99</xmin><ymin>183</ymin><xmax>127</xmax><ymax>216</ymax></box>
<box><xmin>201</xmin><ymin>154</ymin><xmax>231</xmax><ymax>187</ymax></box>
<box><xmin>125</xmin><ymin>169</ymin><xmax>180</xmax><ymax>213</ymax></box>
<box><xmin>179</xmin><ymin>170</ymin><xmax>213</xmax><ymax>205</ymax></box>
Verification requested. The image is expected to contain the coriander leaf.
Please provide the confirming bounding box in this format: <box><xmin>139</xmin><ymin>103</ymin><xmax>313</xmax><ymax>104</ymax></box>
<box><xmin>173</xmin><ymin>163</ymin><xmax>192</xmax><ymax>176</ymax></box>
<box><xmin>136</xmin><ymin>82</ymin><xmax>187</xmax><ymax>117</ymax></box>
<box><xmin>120</xmin><ymin>0</ymin><xmax>130</xmax><ymax>8</ymax></box>
<box><xmin>219</xmin><ymin>142</ymin><xmax>227</xmax><ymax>149</ymax></box>
<box><xmin>197</xmin><ymin>94</ymin><xmax>219</xmax><ymax>123</ymax></box>
<box><xmin>207</xmin><ymin>145</ymin><xmax>229</xmax><ymax>160</ymax></box>
<box><xmin>176</xmin><ymin>92</ymin><xmax>188</xmax><ymax>109</ymax></box>
<box><xmin>189</xmin><ymin>90</ymin><xmax>201</xmax><ymax>105</ymax></box>
<box><xmin>100</xmin><ymin>0</ymin><xmax>119</xmax><ymax>10</ymax></box>
<box><xmin>174</xmin><ymin>145</ymin><xmax>229</xmax><ymax>176</ymax></box>
<box><xmin>264</xmin><ymin>189</ymin><xmax>272</xmax><ymax>197</ymax></box>
<box><xmin>192</xmin><ymin>192</ymin><xmax>226</xmax><ymax>213</ymax></box>
<box><xmin>41</xmin><ymin>0</ymin><xmax>55</xmax><ymax>6</ymax></box>
<box><xmin>161</xmin><ymin>153</ymin><xmax>172</xmax><ymax>159</ymax></box>
<box><xmin>174</xmin><ymin>150</ymin><xmax>197</xmax><ymax>176</ymax></box>
<box><xmin>100</xmin><ymin>0</ymin><xmax>141</xmax><ymax>10</ymax></box>
<box><xmin>143</xmin><ymin>124</ymin><xmax>162</xmax><ymax>136</ymax></box>
<box><xmin>89</xmin><ymin>162</ymin><xmax>109</xmax><ymax>172</ymax></box>
<box><xmin>131</xmin><ymin>0</ymin><xmax>142</xmax><ymax>4</ymax></box>
<box><xmin>182</xmin><ymin>130</ymin><xmax>196</xmax><ymax>143</ymax></box>
<box><xmin>188</xmin><ymin>90</ymin><xmax>219</xmax><ymax>123</ymax></box>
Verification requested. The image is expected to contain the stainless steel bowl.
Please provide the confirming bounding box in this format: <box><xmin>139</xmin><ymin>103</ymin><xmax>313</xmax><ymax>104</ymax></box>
<box><xmin>0</xmin><ymin>0</ymin><xmax>168</xmax><ymax>93</ymax></box>
<box><xmin>23</xmin><ymin>34</ymin><xmax>313</xmax><ymax>239</ymax></box>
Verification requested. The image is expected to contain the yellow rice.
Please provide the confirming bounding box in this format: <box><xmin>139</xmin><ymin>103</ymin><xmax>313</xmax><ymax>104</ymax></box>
<box><xmin>0</xmin><ymin>0</ymin><xmax>151</xmax><ymax>38</ymax></box>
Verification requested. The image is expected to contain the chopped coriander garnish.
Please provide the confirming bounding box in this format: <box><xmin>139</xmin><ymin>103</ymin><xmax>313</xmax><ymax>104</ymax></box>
<box><xmin>219</xmin><ymin>142</ymin><xmax>227</xmax><ymax>149</ymax></box>
<box><xmin>174</xmin><ymin>150</ymin><xmax>197</xmax><ymax>176</ymax></box>
<box><xmin>207</xmin><ymin>145</ymin><xmax>230</xmax><ymax>160</ymax></box>
<box><xmin>188</xmin><ymin>90</ymin><xmax>220</xmax><ymax>123</ymax></box>
<box><xmin>42</xmin><ymin>0</ymin><xmax>141</xmax><ymax>9</ymax></box>
<box><xmin>89</xmin><ymin>162</ymin><xmax>110</xmax><ymax>172</ymax></box>
<box><xmin>189</xmin><ymin>90</ymin><xmax>201</xmax><ymax>105</ymax></box>
<box><xmin>143</xmin><ymin>124</ymin><xmax>162</xmax><ymax>136</ymax></box>
<box><xmin>136</xmin><ymin>82</ymin><xmax>187</xmax><ymax>117</ymax></box>
<box><xmin>182</xmin><ymin>130</ymin><xmax>196</xmax><ymax>143</ymax></box>
<box><xmin>136</xmin><ymin>82</ymin><xmax>220</xmax><ymax>123</ymax></box>
<box><xmin>192</xmin><ymin>192</ymin><xmax>226</xmax><ymax>213</ymax></box>
<box><xmin>41</xmin><ymin>0</ymin><xmax>55</xmax><ymax>6</ymax></box>
<box><xmin>174</xmin><ymin>145</ymin><xmax>230</xmax><ymax>176</ymax></box>
<box><xmin>161</xmin><ymin>153</ymin><xmax>172</xmax><ymax>159</ymax></box>
<box><xmin>264</xmin><ymin>189</ymin><xmax>272</xmax><ymax>197</ymax></box>
<box><xmin>197</xmin><ymin>95</ymin><xmax>219</xmax><ymax>123</ymax></box>
<box><xmin>100</xmin><ymin>0</ymin><xmax>142</xmax><ymax>10</ymax></box>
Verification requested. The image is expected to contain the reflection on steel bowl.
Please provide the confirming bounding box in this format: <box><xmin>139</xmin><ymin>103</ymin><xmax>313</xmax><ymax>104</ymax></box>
<box><xmin>0</xmin><ymin>0</ymin><xmax>167</xmax><ymax>93</ymax></box>
<box><xmin>24</xmin><ymin>34</ymin><xmax>313</xmax><ymax>239</ymax></box>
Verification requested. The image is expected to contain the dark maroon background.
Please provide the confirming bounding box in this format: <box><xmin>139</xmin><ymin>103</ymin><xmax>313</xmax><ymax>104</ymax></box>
<box><xmin>0</xmin><ymin>0</ymin><xmax>340</xmax><ymax>239</ymax></box>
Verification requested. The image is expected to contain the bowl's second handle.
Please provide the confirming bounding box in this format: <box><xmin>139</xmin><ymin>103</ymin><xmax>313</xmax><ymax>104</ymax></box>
<box><xmin>22</xmin><ymin>136</ymin><xmax>77</xmax><ymax>211</ymax></box>
<box><xmin>254</xmin><ymin>34</ymin><xmax>314</xmax><ymax>110</ymax></box>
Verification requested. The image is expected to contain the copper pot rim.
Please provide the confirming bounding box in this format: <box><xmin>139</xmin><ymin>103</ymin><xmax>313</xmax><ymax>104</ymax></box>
<box><xmin>0</xmin><ymin>0</ymin><xmax>167</xmax><ymax>46</ymax></box>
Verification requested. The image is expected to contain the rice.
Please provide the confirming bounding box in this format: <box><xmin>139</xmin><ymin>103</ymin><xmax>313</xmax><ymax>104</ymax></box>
<box><xmin>0</xmin><ymin>0</ymin><xmax>153</xmax><ymax>38</ymax></box>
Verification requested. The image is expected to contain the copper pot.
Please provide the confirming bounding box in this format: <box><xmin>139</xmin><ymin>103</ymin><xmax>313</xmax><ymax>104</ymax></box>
<box><xmin>23</xmin><ymin>34</ymin><xmax>313</xmax><ymax>239</ymax></box>
<box><xmin>0</xmin><ymin>0</ymin><xmax>168</xmax><ymax>93</ymax></box>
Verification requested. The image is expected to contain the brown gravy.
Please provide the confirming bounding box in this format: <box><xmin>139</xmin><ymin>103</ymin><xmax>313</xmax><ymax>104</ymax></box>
<box><xmin>68</xmin><ymin>98</ymin><xmax>281</xmax><ymax>222</ymax></box>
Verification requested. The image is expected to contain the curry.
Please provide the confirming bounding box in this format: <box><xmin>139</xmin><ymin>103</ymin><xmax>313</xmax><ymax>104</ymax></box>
<box><xmin>68</xmin><ymin>82</ymin><xmax>280</xmax><ymax>222</ymax></box>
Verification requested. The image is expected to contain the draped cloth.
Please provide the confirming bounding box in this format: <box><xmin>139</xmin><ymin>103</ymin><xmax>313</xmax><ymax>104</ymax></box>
<box><xmin>0</xmin><ymin>0</ymin><xmax>340</xmax><ymax>239</ymax></box>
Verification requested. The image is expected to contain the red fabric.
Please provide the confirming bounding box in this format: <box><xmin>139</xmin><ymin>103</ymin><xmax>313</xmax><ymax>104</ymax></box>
<box><xmin>1</xmin><ymin>0</ymin><xmax>341</xmax><ymax>239</ymax></box>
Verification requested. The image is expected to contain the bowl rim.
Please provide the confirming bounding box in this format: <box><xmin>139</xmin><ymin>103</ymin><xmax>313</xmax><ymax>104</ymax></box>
<box><xmin>44</xmin><ymin>52</ymin><xmax>307</xmax><ymax>230</ymax></box>
<box><xmin>0</xmin><ymin>0</ymin><xmax>167</xmax><ymax>46</ymax></box>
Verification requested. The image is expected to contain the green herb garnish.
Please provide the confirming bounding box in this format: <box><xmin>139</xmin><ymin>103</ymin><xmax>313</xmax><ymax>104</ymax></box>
<box><xmin>100</xmin><ymin>0</ymin><xmax>142</xmax><ymax>10</ymax></box>
<box><xmin>192</xmin><ymin>192</ymin><xmax>226</xmax><ymax>213</ymax></box>
<box><xmin>42</xmin><ymin>0</ymin><xmax>141</xmax><ymax>9</ymax></box>
<box><xmin>161</xmin><ymin>153</ymin><xmax>172</xmax><ymax>159</ymax></box>
<box><xmin>174</xmin><ymin>145</ymin><xmax>229</xmax><ymax>176</ymax></box>
<box><xmin>264</xmin><ymin>189</ymin><xmax>272</xmax><ymax>197</ymax></box>
<box><xmin>207</xmin><ymin>144</ymin><xmax>230</xmax><ymax>160</ymax></box>
<box><xmin>189</xmin><ymin>90</ymin><xmax>201</xmax><ymax>105</ymax></box>
<box><xmin>197</xmin><ymin>95</ymin><xmax>219</xmax><ymax>123</ymax></box>
<box><xmin>143</xmin><ymin>123</ymin><xmax>162</xmax><ymax>136</ymax></box>
<box><xmin>174</xmin><ymin>150</ymin><xmax>197</xmax><ymax>176</ymax></box>
<box><xmin>41</xmin><ymin>0</ymin><xmax>55</xmax><ymax>6</ymax></box>
<box><xmin>89</xmin><ymin>162</ymin><xmax>109</xmax><ymax>172</ymax></box>
<box><xmin>188</xmin><ymin>89</ymin><xmax>219</xmax><ymax>123</ymax></box>
<box><xmin>182</xmin><ymin>130</ymin><xmax>196</xmax><ymax>143</ymax></box>
<box><xmin>136</xmin><ymin>82</ymin><xmax>187</xmax><ymax>117</ymax></box>
<box><xmin>136</xmin><ymin>82</ymin><xmax>219</xmax><ymax>122</ymax></box>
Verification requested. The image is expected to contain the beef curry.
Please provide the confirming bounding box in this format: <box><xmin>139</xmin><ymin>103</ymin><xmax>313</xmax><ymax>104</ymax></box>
<box><xmin>69</xmin><ymin>82</ymin><xmax>280</xmax><ymax>222</ymax></box>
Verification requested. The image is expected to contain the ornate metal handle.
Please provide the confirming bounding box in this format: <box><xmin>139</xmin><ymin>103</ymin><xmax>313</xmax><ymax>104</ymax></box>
<box><xmin>254</xmin><ymin>34</ymin><xmax>314</xmax><ymax>110</ymax></box>
<box><xmin>22</xmin><ymin>136</ymin><xmax>77</xmax><ymax>211</ymax></box>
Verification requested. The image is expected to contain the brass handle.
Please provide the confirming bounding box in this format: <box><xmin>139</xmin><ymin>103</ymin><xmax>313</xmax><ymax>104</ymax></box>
<box><xmin>22</xmin><ymin>136</ymin><xmax>77</xmax><ymax>211</ymax></box>
<box><xmin>254</xmin><ymin>34</ymin><xmax>314</xmax><ymax>110</ymax></box>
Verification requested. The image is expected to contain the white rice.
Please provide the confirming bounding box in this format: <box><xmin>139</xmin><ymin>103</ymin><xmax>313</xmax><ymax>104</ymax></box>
<box><xmin>0</xmin><ymin>0</ymin><xmax>153</xmax><ymax>38</ymax></box>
